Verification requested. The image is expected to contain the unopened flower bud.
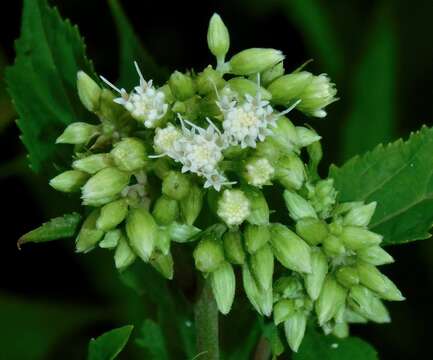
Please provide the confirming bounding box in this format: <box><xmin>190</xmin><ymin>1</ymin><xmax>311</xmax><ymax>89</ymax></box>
<box><xmin>99</xmin><ymin>229</ymin><xmax>121</xmax><ymax>249</ymax></box>
<box><xmin>270</xmin><ymin>224</ymin><xmax>312</xmax><ymax>273</ymax></box>
<box><xmin>227</xmin><ymin>78</ymin><xmax>271</xmax><ymax>100</ymax></box>
<box><xmin>242</xmin><ymin>263</ymin><xmax>273</xmax><ymax>316</ymax></box>
<box><xmin>304</xmin><ymin>248</ymin><xmax>328</xmax><ymax>301</ymax></box>
<box><xmin>114</xmin><ymin>233</ymin><xmax>136</xmax><ymax>271</ymax></box>
<box><xmin>296</xmin><ymin>218</ymin><xmax>328</xmax><ymax>246</ymax></box>
<box><xmin>243</xmin><ymin>186</ymin><xmax>269</xmax><ymax>225</ymax></box>
<box><xmin>96</xmin><ymin>198</ymin><xmax>128</xmax><ymax>231</ymax></box>
<box><xmin>261</xmin><ymin>62</ymin><xmax>285</xmax><ymax>87</ymax></box>
<box><xmin>315</xmin><ymin>276</ymin><xmax>347</xmax><ymax>326</ymax></box>
<box><xmin>356</xmin><ymin>262</ymin><xmax>404</xmax><ymax>301</ymax></box>
<box><xmin>56</xmin><ymin>122</ymin><xmax>99</xmax><ymax>145</ymax></box>
<box><xmin>229</xmin><ymin>48</ymin><xmax>285</xmax><ymax>76</ymax></box>
<box><xmin>274</xmin><ymin>276</ymin><xmax>303</xmax><ymax>301</ymax></box>
<box><xmin>152</xmin><ymin>195</ymin><xmax>179</xmax><ymax>225</ymax></box>
<box><xmin>223</xmin><ymin>231</ymin><xmax>246</xmax><ymax>265</ymax></box>
<box><xmin>77</xmin><ymin>71</ymin><xmax>101</xmax><ymax>112</ymax></box>
<box><xmin>211</xmin><ymin>261</ymin><xmax>236</xmax><ymax>314</ymax></box>
<box><xmin>296</xmin><ymin>127</ymin><xmax>321</xmax><ymax>148</ymax></box>
<box><xmin>72</xmin><ymin>154</ymin><xmax>113</xmax><ymax>174</ymax></box>
<box><xmin>180</xmin><ymin>185</ymin><xmax>204</xmax><ymax>225</ymax></box>
<box><xmin>340</xmin><ymin>226</ymin><xmax>382</xmax><ymax>250</ymax></box>
<box><xmin>111</xmin><ymin>138</ymin><xmax>147</xmax><ymax>172</ymax></box>
<box><xmin>49</xmin><ymin>170</ymin><xmax>88</xmax><ymax>192</ymax></box>
<box><xmin>284</xmin><ymin>312</ymin><xmax>307</xmax><ymax>352</ymax></box>
<box><xmin>251</xmin><ymin>243</ymin><xmax>274</xmax><ymax>290</ymax></box>
<box><xmin>343</xmin><ymin>202</ymin><xmax>377</xmax><ymax>227</ymax></box>
<box><xmin>126</xmin><ymin>207</ymin><xmax>157</xmax><ymax>262</ymax></box>
<box><xmin>255</xmin><ymin>137</ymin><xmax>281</xmax><ymax>160</ymax></box>
<box><xmin>349</xmin><ymin>285</ymin><xmax>390</xmax><ymax>323</ymax></box>
<box><xmin>82</xmin><ymin>167</ymin><xmax>130</xmax><ymax>206</ymax></box>
<box><xmin>162</xmin><ymin>171</ymin><xmax>191</xmax><ymax>200</ymax></box>
<box><xmin>275</xmin><ymin>154</ymin><xmax>305</xmax><ymax>190</ymax></box>
<box><xmin>267</xmin><ymin>72</ymin><xmax>313</xmax><ymax>105</ymax></box>
<box><xmin>217</xmin><ymin>189</ymin><xmax>251</xmax><ymax>226</ymax></box>
<box><xmin>332</xmin><ymin>322</ymin><xmax>349</xmax><ymax>338</ymax></box>
<box><xmin>336</xmin><ymin>266</ymin><xmax>359</xmax><ymax>288</ymax></box>
<box><xmin>244</xmin><ymin>224</ymin><xmax>271</xmax><ymax>254</ymax></box>
<box><xmin>274</xmin><ymin>299</ymin><xmax>295</xmax><ymax>325</ymax></box>
<box><xmin>194</xmin><ymin>237</ymin><xmax>225</xmax><ymax>273</ymax></box>
<box><xmin>98</xmin><ymin>88</ymin><xmax>125</xmax><ymax>124</ymax></box>
<box><xmin>207</xmin><ymin>13</ymin><xmax>230</xmax><ymax>61</ymax></box>
<box><xmin>151</xmin><ymin>252</ymin><xmax>174</xmax><ymax>279</ymax></box>
<box><xmin>169</xmin><ymin>71</ymin><xmax>196</xmax><ymax>101</ymax></box>
<box><xmin>283</xmin><ymin>190</ymin><xmax>317</xmax><ymax>221</ymax></box>
<box><xmin>357</xmin><ymin>245</ymin><xmax>394</xmax><ymax>266</ymax></box>
<box><xmin>196</xmin><ymin>66</ymin><xmax>226</xmax><ymax>95</ymax></box>
<box><xmin>323</xmin><ymin>235</ymin><xmax>346</xmax><ymax>257</ymax></box>
<box><xmin>155</xmin><ymin>228</ymin><xmax>171</xmax><ymax>255</ymax></box>
<box><xmin>270</xmin><ymin>117</ymin><xmax>299</xmax><ymax>153</ymax></box>
<box><xmin>76</xmin><ymin>210</ymin><xmax>104</xmax><ymax>253</ymax></box>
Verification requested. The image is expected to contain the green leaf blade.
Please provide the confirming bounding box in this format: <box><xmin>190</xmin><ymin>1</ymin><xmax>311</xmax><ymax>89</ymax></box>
<box><xmin>135</xmin><ymin>319</ymin><xmax>169</xmax><ymax>360</ymax></box>
<box><xmin>88</xmin><ymin>325</ymin><xmax>133</xmax><ymax>360</ymax></box>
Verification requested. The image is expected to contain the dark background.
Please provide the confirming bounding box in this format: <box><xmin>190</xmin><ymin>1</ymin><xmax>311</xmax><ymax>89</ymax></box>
<box><xmin>1</xmin><ymin>0</ymin><xmax>433</xmax><ymax>359</ymax></box>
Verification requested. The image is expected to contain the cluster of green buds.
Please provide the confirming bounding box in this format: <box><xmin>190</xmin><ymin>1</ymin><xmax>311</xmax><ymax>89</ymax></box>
<box><xmin>46</xmin><ymin>13</ymin><xmax>400</xmax><ymax>354</ymax></box>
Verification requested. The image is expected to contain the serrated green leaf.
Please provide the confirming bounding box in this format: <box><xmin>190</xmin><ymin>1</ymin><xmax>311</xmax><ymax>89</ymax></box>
<box><xmin>330</xmin><ymin>126</ymin><xmax>433</xmax><ymax>245</ymax></box>
<box><xmin>18</xmin><ymin>212</ymin><xmax>82</xmax><ymax>248</ymax></box>
<box><xmin>135</xmin><ymin>319</ymin><xmax>169</xmax><ymax>360</ymax></box>
<box><xmin>108</xmin><ymin>0</ymin><xmax>168</xmax><ymax>88</ymax></box>
<box><xmin>294</xmin><ymin>326</ymin><xmax>378</xmax><ymax>360</ymax></box>
<box><xmin>6</xmin><ymin>0</ymin><xmax>96</xmax><ymax>174</ymax></box>
<box><xmin>88</xmin><ymin>325</ymin><xmax>133</xmax><ymax>360</ymax></box>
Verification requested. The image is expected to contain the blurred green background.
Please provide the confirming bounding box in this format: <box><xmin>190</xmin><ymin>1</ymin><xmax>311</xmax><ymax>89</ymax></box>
<box><xmin>1</xmin><ymin>0</ymin><xmax>433</xmax><ymax>359</ymax></box>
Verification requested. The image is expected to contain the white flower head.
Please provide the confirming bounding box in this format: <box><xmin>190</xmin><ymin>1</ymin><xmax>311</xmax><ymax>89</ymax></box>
<box><xmin>100</xmin><ymin>62</ymin><xmax>168</xmax><ymax>128</ymax></box>
<box><xmin>217</xmin><ymin>189</ymin><xmax>251</xmax><ymax>226</ymax></box>
<box><xmin>245</xmin><ymin>157</ymin><xmax>274</xmax><ymax>187</ymax></box>
<box><xmin>153</xmin><ymin>123</ymin><xmax>182</xmax><ymax>157</ymax></box>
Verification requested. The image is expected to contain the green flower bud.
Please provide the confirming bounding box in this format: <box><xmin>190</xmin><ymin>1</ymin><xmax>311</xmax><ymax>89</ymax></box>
<box><xmin>307</xmin><ymin>140</ymin><xmax>323</xmax><ymax>175</ymax></box>
<box><xmin>210</xmin><ymin>261</ymin><xmax>236</xmax><ymax>315</ymax></box>
<box><xmin>242</xmin><ymin>263</ymin><xmax>273</xmax><ymax>316</ymax></box>
<box><xmin>126</xmin><ymin>207</ymin><xmax>157</xmax><ymax>262</ymax></box>
<box><xmin>356</xmin><ymin>262</ymin><xmax>404</xmax><ymax>301</ymax></box>
<box><xmin>96</xmin><ymin>198</ymin><xmax>128</xmax><ymax>231</ymax></box>
<box><xmin>223</xmin><ymin>231</ymin><xmax>246</xmax><ymax>265</ymax></box>
<box><xmin>151</xmin><ymin>252</ymin><xmax>174</xmax><ymax>279</ymax></box>
<box><xmin>111</xmin><ymin>138</ymin><xmax>147</xmax><ymax>172</ymax></box>
<box><xmin>274</xmin><ymin>299</ymin><xmax>295</xmax><ymax>325</ymax></box>
<box><xmin>284</xmin><ymin>312</ymin><xmax>307</xmax><ymax>352</ymax></box>
<box><xmin>296</xmin><ymin>218</ymin><xmax>328</xmax><ymax>246</ymax></box>
<box><xmin>275</xmin><ymin>154</ymin><xmax>305</xmax><ymax>190</ymax></box>
<box><xmin>333</xmin><ymin>201</ymin><xmax>365</xmax><ymax>217</ymax></box>
<box><xmin>100</xmin><ymin>229</ymin><xmax>121</xmax><ymax>249</ymax></box>
<box><xmin>72</xmin><ymin>153</ymin><xmax>113</xmax><ymax>174</ymax></box>
<box><xmin>207</xmin><ymin>13</ymin><xmax>230</xmax><ymax>61</ymax></box>
<box><xmin>169</xmin><ymin>71</ymin><xmax>196</xmax><ymax>101</ymax></box>
<box><xmin>357</xmin><ymin>245</ymin><xmax>394</xmax><ymax>266</ymax></box>
<box><xmin>162</xmin><ymin>171</ymin><xmax>191</xmax><ymax>200</ymax></box>
<box><xmin>243</xmin><ymin>186</ymin><xmax>269</xmax><ymax>225</ymax></box>
<box><xmin>304</xmin><ymin>248</ymin><xmax>328</xmax><ymax>301</ymax></box>
<box><xmin>340</xmin><ymin>226</ymin><xmax>382</xmax><ymax>250</ymax></box>
<box><xmin>332</xmin><ymin>322</ymin><xmax>349</xmax><ymax>339</ymax></box>
<box><xmin>82</xmin><ymin>167</ymin><xmax>130</xmax><ymax>206</ymax></box>
<box><xmin>261</xmin><ymin>62</ymin><xmax>285</xmax><ymax>87</ymax></box>
<box><xmin>49</xmin><ymin>170</ymin><xmax>89</xmax><ymax>193</ymax></box>
<box><xmin>255</xmin><ymin>137</ymin><xmax>281</xmax><ymax>160</ymax></box>
<box><xmin>270</xmin><ymin>117</ymin><xmax>299</xmax><ymax>153</ymax></box>
<box><xmin>77</xmin><ymin>71</ymin><xmax>101</xmax><ymax>112</ymax></box>
<box><xmin>227</xmin><ymin>77</ymin><xmax>271</xmax><ymax>100</ymax></box>
<box><xmin>283</xmin><ymin>190</ymin><xmax>317</xmax><ymax>221</ymax></box>
<box><xmin>229</xmin><ymin>48</ymin><xmax>285</xmax><ymax>76</ymax></box>
<box><xmin>348</xmin><ymin>285</ymin><xmax>390</xmax><ymax>323</ymax></box>
<box><xmin>180</xmin><ymin>184</ymin><xmax>203</xmax><ymax>225</ymax></box>
<box><xmin>343</xmin><ymin>202</ymin><xmax>377</xmax><ymax>227</ymax></box>
<box><xmin>76</xmin><ymin>210</ymin><xmax>105</xmax><ymax>253</ymax></box>
<box><xmin>114</xmin><ymin>233</ymin><xmax>136</xmax><ymax>271</ymax></box>
<box><xmin>344</xmin><ymin>308</ymin><xmax>368</xmax><ymax>324</ymax></box>
<box><xmin>274</xmin><ymin>276</ymin><xmax>303</xmax><ymax>300</ymax></box>
<box><xmin>152</xmin><ymin>195</ymin><xmax>179</xmax><ymax>225</ymax></box>
<box><xmin>315</xmin><ymin>276</ymin><xmax>347</xmax><ymax>326</ymax></box>
<box><xmin>244</xmin><ymin>224</ymin><xmax>271</xmax><ymax>254</ymax></box>
<box><xmin>194</xmin><ymin>237</ymin><xmax>225</xmax><ymax>273</ymax></box>
<box><xmin>152</xmin><ymin>158</ymin><xmax>171</xmax><ymax>179</ymax></box>
<box><xmin>56</xmin><ymin>122</ymin><xmax>99</xmax><ymax>145</ymax></box>
<box><xmin>155</xmin><ymin>229</ymin><xmax>171</xmax><ymax>255</ymax></box>
<box><xmin>196</xmin><ymin>66</ymin><xmax>226</xmax><ymax>96</ymax></box>
<box><xmin>323</xmin><ymin>235</ymin><xmax>346</xmax><ymax>257</ymax></box>
<box><xmin>270</xmin><ymin>224</ymin><xmax>312</xmax><ymax>273</ymax></box>
<box><xmin>267</xmin><ymin>72</ymin><xmax>313</xmax><ymax>105</ymax></box>
<box><xmin>296</xmin><ymin>127</ymin><xmax>322</xmax><ymax>148</ymax></box>
<box><xmin>217</xmin><ymin>189</ymin><xmax>251</xmax><ymax>227</ymax></box>
<box><xmin>336</xmin><ymin>266</ymin><xmax>360</xmax><ymax>288</ymax></box>
<box><xmin>250</xmin><ymin>243</ymin><xmax>274</xmax><ymax>290</ymax></box>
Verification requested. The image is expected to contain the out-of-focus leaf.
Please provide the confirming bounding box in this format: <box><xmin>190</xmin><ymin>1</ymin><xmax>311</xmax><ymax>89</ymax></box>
<box><xmin>135</xmin><ymin>319</ymin><xmax>169</xmax><ymax>360</ymax></box>
<box><xmin>108</xmin><ymin>0</ymin><xmax>168</xmax><ymax>88</ymax></box>
<box><xmin>330</xmin><ymin>126</ymin><xmax>433</xmax><ymax>245</ymax></box>
<box><xmin>88</xmin><ymin>325</ymin><xmax>133</xmax><ymax>360</ymax></box>
<box><xmin>0</xmin><ymin>48</ymin><xmax>15</xmax><ymax>132</ymax></box>
<box><xmin>5</xmin><ymin>0</ymin><xmax>96</xmax><ymax>174</ymax></box>
<box><xmin>341</xmin><ymin>6</ymin><xmax>396</xmax><ymax>160</ymax></box>
<box><xmin>18</xmin><ymin>212</ymin><xmax>81</xmax><ymax>248</ymax></box>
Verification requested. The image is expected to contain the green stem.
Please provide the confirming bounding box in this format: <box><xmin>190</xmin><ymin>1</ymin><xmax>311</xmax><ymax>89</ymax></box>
<box><xmin>194</xmin><ymin>278</ymin><xmax>219</xmax><ymax>360</ymax></box>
